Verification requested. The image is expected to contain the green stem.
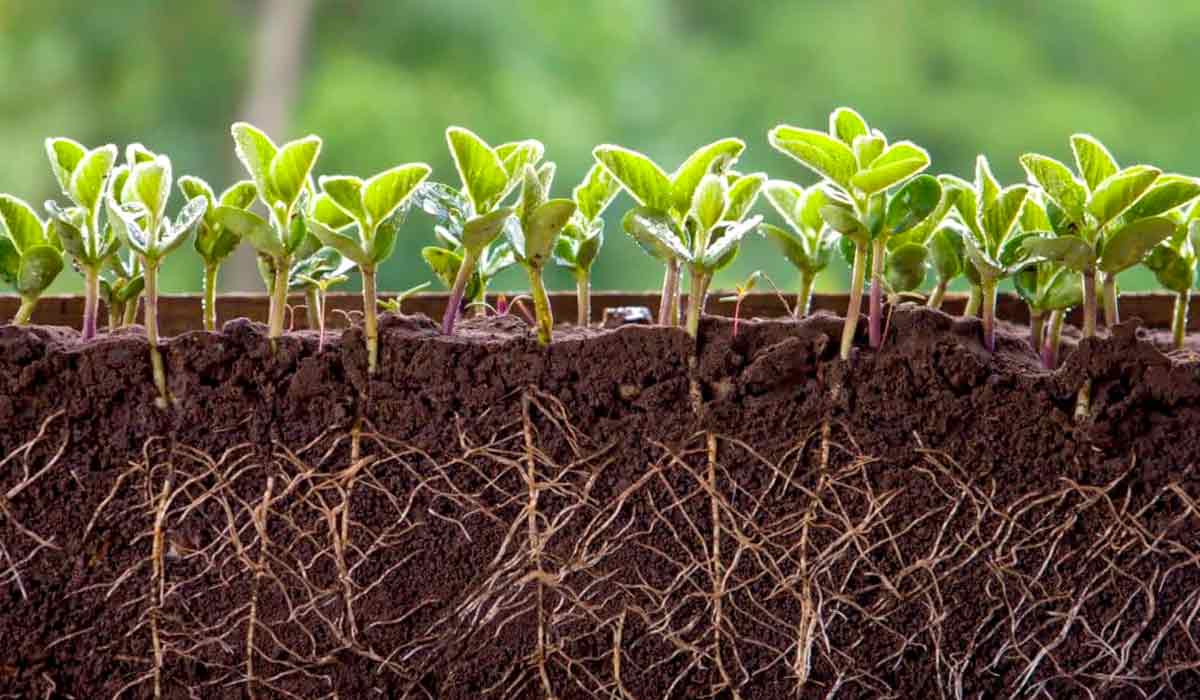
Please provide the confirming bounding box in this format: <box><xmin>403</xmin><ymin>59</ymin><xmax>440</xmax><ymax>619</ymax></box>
<box><xmin>442</xmin><ymin>248</ymin><xmax>479</xmax><ymax>335</ymax></box>
<box><xmin>685</xmin><ymin>270</ymin><xmax>712</xmax><ymax>338</ymax></box>
<box><xmin>268</xmin><ymin>255</ymin><xmax>290</xmax><ymax>348</ymax></box>
<box><xmin>840</xmin><ymin>242</ymin><xmax>868</xmax><ymax>360</ymax></box>
<box><xmin>304</xmin><ymin>287</ymin><xmax>321</xmax><ymax>331</ymax></box>
<box><xmin>144</xmin><ymin>261</ymin><xmax>170</xmax><ymax>408</ymax></box>
<box><xmin>202</xmin><ymin>263</ymin><xmax>219</xmax><ymax>332</ymax></box>
<box><xmin>963</xmin><ymin>286</ymin><xmax>981</xmax><ymax>317</ymax></box>
<box><xmin>82</xmin><ymin>266</ymin><xmax>99</xmax><ymax>340</ymax></box>
<box><xmin>927</xmin><ymin>279</ymin><xmax>948</xmax><ymax>310</ymax></box>
<box><xmin>981</xmin><ymin>279</ymin><xmax>998</xmax><ymax>352</ymax></box>
<box><xmin>1029</xmin><ymin>309</ymin><xmax>1045</xmax><ymax>356</ymax></box>
<box><xmin>108</xmin><ymin>302</ymin><xmax>122</xmax><ymax>332</ymax></box>
<box><xmin>659</xmin><ymin>262</ymin><xmax>679</xmax><ymax>326</ymax></box>
<box><xmin>363</xmin><ymin>266</ymin><xmax>380</xmax><ymax>373</ymax></box>
<box><xmin>576</xmin><ymin>271</ymin><xmax>591</xmax><ymax>327</ymax></box>
<box><xmin>1173</xmin><ymin>290</ymin><xmax>1190</xmax><ymax>350</ymax></box>
<box><xmin>12</xmin><ymin>296</ymin><xmax>37</xmax><ymax>325</ymax></box>
<box><xmin>528</xmin><ymin>266</ymin><xmax>553</xmax><ymax>345</ymax></box>
<box><xmin>1102</xmin><ymin>272</ymin><xmax>1119</xmax><ymax>328</ymax></box>
<box><xmin>795</xmin><ymin>270</ymin><xmax>815</xmax><ymax>318</ymax></box>
<box><xmin>1081</xmin><ymin>269</ymin><xmax>1097</xmax><ymax>338</ymax></box>
<box><xmin>123</xmin><ymin>295</ymin><xmax>140</xmax><ymax>326</ymax></box>
<box><xmin>317</xmin><ymin>287</ymin><xmax>328</xmax><ymax>352</ymax></box>
<box><xmin>1043</xmin><ymin>310</ymin><xmax>1064</xmax><ymax>369</ymax></box>
<box><xmin>868</xmin><ymin>238</ymin><xmax>885</xmax><ymax>348</ymax></box>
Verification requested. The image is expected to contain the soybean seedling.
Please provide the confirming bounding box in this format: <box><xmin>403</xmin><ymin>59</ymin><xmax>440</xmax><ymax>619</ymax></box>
<box><xmin>214</xmin><ymin>122</ymin><xmax>322</xmax><ymax>348</ymax></box>
<box><xmin>720</xmin><ymin>270</ymin><xmax>767</xmax><ymax>337</ymax></box>
<box><xmin>99</xmin><ymin>252</ymin><xmax>145</xmax><ymax>329</ymax></box>
<box><xmin>0</xmin><ymin>195</ymin><xmax>65</xmax><ymax>324</ymax></box>
<box><xmin>594</xmin><ymin>138</ymin><xmax>746</xmax><ymax>327</ymax></box>
<box><xmin>307</xmin><ymin>162</ymin><xmax>431</xmax><ymax>372</ymax></box>
<box><xmin>554</xmin><ymin>164</ymin><xmax>620</xmax><ymax>325</ymax></box>
<box><xmin>178</xmin><ymin>176</ymin><xmax>257</xmax><ymax>331</ymax></box>
<box><xmin>1019</xmin><ymin>135</ymin><xmax>1193</xmax><ymax>336</ymax></box>
<box><xmin>940</xmin><ymin>155</ymin><xmax>1032</xmax><ymax>351</ymax></box>
<box><xmin>759</xmin><ymin>180</ymin><xmax>837</xmax><ymax>316</ymax></box>
<box><xmin>106</xmin><ymin>152</ymin><xmax>208</xmax><ymax>406</ymax></box>
<box><xmin>623</xmin><ymin>169</ymin><xmax>765</xmax><ymax>337</ymax></box>
<box><xmin>43</xmin><ymin>138</ymin><xmax>120</xmax><ymax>339</ymax></box>
<box><xmin>377</xmin><ymin>281</ymin><xmax>431</xmax><ymax>314</ymax></box>
<box><xmin>417</xmin><ymin>186</ymin><xmax>516</xmax><ymax>318</ymax></box>
<box><xmin>1144</xmin><ymin>203</ymin><xmax>1200</xmax><ymax>349</ymax></box>
<box><xmin>1012</xmin><ymin>193</ymin><xmax>1083</xmax><ymax>366</ymax></box>
<box><xmin>769</xmin><ymin>107</ymin><xmax>939</xmax><ymax>359</ymax></box>
<box><xmin>289</xmin><ymin>246</ymin><xmax>355</xmax><ymax>351</ymax></box>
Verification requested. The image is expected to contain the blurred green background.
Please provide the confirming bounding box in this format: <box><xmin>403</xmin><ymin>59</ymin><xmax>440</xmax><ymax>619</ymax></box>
<box><xmin>2</xmin><ymin>0</ymin><xmax>1196</xmax><ymax>297</ymax></box>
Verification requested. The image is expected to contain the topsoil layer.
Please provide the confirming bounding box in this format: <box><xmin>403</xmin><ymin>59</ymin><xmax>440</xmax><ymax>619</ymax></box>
<box><xmin>2</xmin><ymin>306</ymin><xmax>1200</xmax><ymax>698</ymax></box>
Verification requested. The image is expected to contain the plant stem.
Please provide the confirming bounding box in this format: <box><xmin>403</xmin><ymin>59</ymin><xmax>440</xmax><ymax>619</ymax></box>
<box><xmin>82</xmin><ymin>266</ymin><xmax>99</xmax><ymax>341</ymax></box>
<box><xmin>1043</xmin><ymin>310</ymin><xmax>1064</xmax><ymax>369</ymax></box>
<box><xmin>108</xmin><ymin>302</ymin><xmax>122</xmax><ymax>332</ymax></box>
<box><xmin>268</xmin><ymin>255</ymin><xmax>290</xmax><ymax>349</ymax></box>
<box><xmin>442</xmin><ymin>248</ymin><xmax>479</xmax><ymax>335</ymax></box>
<box><xmin>963</xmin><ymin>286</ymin><xmax>981</xmax><ymax>317</ymax></box>
<box><xmin>868</xmin><ymin>238</ymin><xmax>885</xmax><ymax>349</ymax></box>
<box><xmin>795</xmin><ymin>270</ymin><xmax>815</xmax><ymax>318</ymax></box>
<box><xmin>980</xmin><ymin>279</ymin><xmax>998</xmax><ymax>352</ymax></box>
<box><xmin>658</xmin><ymin>260</ymin><xmax>680</xmax><ymax>326</ymax></box>
<box><xmin>576</xmin><ymin>271</ymin><xmax>591</xmax><ymax>327</ymax></box>
<box><xmin>12</xmin><ymin>296</ymin><xmax>37</xmax><ymax>325</ymax></box>
<box><xmin>840</xmin><ymin>242</ymin><xmax>868</xmax><ymax>360</ymax></box>
<box><xmin>304</xmin><ymin>288</ymin><xmax>321</xmax><ymax>331</ymax></box>
<box><xmin>1081</xmin><ymin>269</ymin><xmax>1097</xmax><ymax>338</ymax></box>
<box><xmin>202</xmin><ymin>263</ymin><xmax>219</xmax><ymax>332</ymax></box>
<box><xmin>1101</xmin><ymin>272</ymin><xmax>1119</xmax><ymax>328</ymax></box>
<box><xmin>528</xmin><ymin>266</ymin><xmax>553</xmax><ymax>344</ymax></box>
<box><xmin>685</xmin><ymin>270</ymin><xmax>712</xmax><ymax>338</ymax></box>
<box><xmin>362</xmin><ymin>266</ymin><xmax>380</xmax><ymax>372</ymax></box>
<box><xmin>143</xmin><ymin>261</ymin><xmax>170</xmax><ymax>408</ymax></box>
<box><xmin>927</xmin><ymin>279</ymin><xmax>947</xmax><ymax>310</ymax></box>
<box><xmin>123</xmin><ymin>295</ymin><xmax>140</xmax><ymax>326</ymax></box>
<box><xmin>1030</xmin><ymin>309</ymin><xmax>1045</xmax><ymax>356</ymax></box>
<box><xmin>317</xmin><ymin>288</ymin><xmax>328</xmax><ymax>352</ymax></box>
<box><xmin>1173</xmin><ymin>290</ymin><xmax>1190</xmax><ymax>350</ymax></box>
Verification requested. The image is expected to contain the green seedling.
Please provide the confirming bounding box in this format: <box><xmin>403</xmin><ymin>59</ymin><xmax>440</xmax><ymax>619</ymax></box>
<box><xmin>769</xmin><ymin>107</ymin><xmax>939</xmax><ymax>359</ymax></box>
<box><xmin>289</xmin><ymin>246</ymin><xmax>355</xmax><ymax>351</ymax></box>
<box><xmin>594</xmin><ymin>138</ymin><xmax>747</xmax><ymax>327</ymax></box>
<box><xmin>178</xmin><ymin>176</ymin><xmax>257</xmax><ymax>331</ymax></box>
<box><xmin>940</xmin><ymin>155</ymin><xmax>1032</xmax><ymax>351</ymax></box>
<box><xmin>43</xmin><ymin>138</ymin><xmax>120</xmax><ymax>339</ymax></box>
<box><xmin>925</xmin><ymin>222</ymin><xmax>967</xmax><ymax>310</ymax></box>
<box><xmin>760</xmin><ymin>180</ymin><xmax>837</xmax><ymax>316</ymax></box>
<box><xmin>554</xmin><ymin>164</ymin><xmax>620</xmax><ymax>326</ymax></box>
<box><xmin>1019</xmin><ymin>135</ymin><xmax>1196</xmax><ymax>336</ymax></box>
<box><xmin>99</xmin><ymin>251</ymin><xmax>145</xmax><ymax>329</ymax></box>
<box><xmin>623</xmin><ymin>169</ymin><xmax>765</xmax><ymax>337</ymax></box>
<box><xmin>1144</xmin><ymin>203</ymin><xmax>1200</xmax><ymax>349</ymax></box>
<box><xmin>0</xmin><ymin>195</ymin><xmax>65</xmax><ymax>324</ymax></box>
<box><xmin>720</xmin><ymin>270</ymin><xmax>765</xmax><ymax>337</ymax></box>
<box><xmin>504</xmin><ymin>162</ymin><xmax>577</xmax><ymax>343</ymax></box>
<box><xmin>377</xmin><ymin>281</ymin><xmax>431</xmax><ymax>314</ymax></box>
<box><xmin>307</xmin><ymin>162</ymin><xmax>431</xmax><ymax>372</ymax></box>
<box><xmin>1012</xmin><ymin>193</ymin><xmax>1083</xmax><ymax>366</ymax></box>
<box><xmin>215</xmin><ymin>122</ymin><xmax>322</xmax><ymax>348</ymax></box>
<box><xmin>106</xmin><ymin>152</ymin><xmax>208</xmax><ymax>407</ymax></box>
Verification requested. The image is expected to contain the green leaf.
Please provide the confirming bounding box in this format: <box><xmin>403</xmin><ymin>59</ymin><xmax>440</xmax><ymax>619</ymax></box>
<box><xmin>700</xmin><ymin>216</ymin><xmax>759</xmax><ymax>270</ymax></box>
<box><xmin>447</xmin><ymin>126</ymin><xmax>509</xmax><ymax>214</ymax></box>
<box><xmin>68</xmin><ymin>145</ymin><xmax>117</xmax><ymax>215</ymax></box>
<box><xmin>1087</xmin><ymin>165</ymin><xmax>1160</xmax><ymax>229</ymax></box>
<box><xmin>307</xmin><ymin>217</ymin><xmax>366</xmax><ymax>265</ymax></box>
<box><xmin>829</xmin><ymin>107</ymin><xmax>869</xmax><ymax>147</ymax></box>
<box><xmin>16</xmin><ymin>245</ymin><xmax>63</xmax><ymax>296</ymax></box>
<box><xmin>496</xmin><ymin>139</ymin><xmax>545</xmax><ymax>180</ymax></box>
<box><xmin>517</xmin><ymin>164</ymin><xmax>548</xmax><ymax>228</ymax></box>
<box><xmin>1020</xmin><ymin>154</ymin><xmax>1088</xmax><ymax>223</ymax></box>
<box><xmin>523</xmin><ymin>199</ymin><xmax>577</xmax><ymax>265</ymax></box>
<box><xmin>690</xmin><ymin>174</ymin><xmax>727</xmax><ymax>233</ymax></box>
<box><xmin>997</xmin><ymin>231</ymin><xmax>1041</xmax><ymax>269</ymax></box>
<box><xmin>1021</xmin><ymin>235</ymin><xmax>1097</xmax><ymax>272</ymax></box>
<box><xmin>885</xmin><ymin>174</ymin><xmax>941</xmax><ymax>235</ymax></box>
<box><xmin>885</xmin><ymin>242</ymin><xmax>928</xmax><ymax>292</ymax></box>
<box><xmin>1020</xmin><ymin>194</ymin><xmax>1052</xmax><ymax>232</ymax></box>
<box><xmin>0</xmin><ymin>195</ymin><xmax>46</xmax><ymax>252</ymax></box>
<box><xmin>0</xmin><ymin>235</ymin><xmax>19</xmax><ymax>285</ymax></box>
<box><xmin>311</xmin><ymin>192</ymin><xmax>356</xmax><ymax>230</ymax></box>
<box><xmin>1039</xmin><ymin>267</ymin><xmax>1084</xmax><ymax>311</ymax></box>
<box><xmin>768</xmin><ymin>126</ymin><xmax>857</xmax><ymax>189</ymax></box>
<box><xmin>760</xmin><ymin>223</ymin><xmax>813</xmax><ymax>272</ymax></box>
<box><xmin>269</xmin><ymin>136</ymin><xmax>322</xmax><ymax>210</ymax></box>
<box><xmin>576</xmin><ymin>226</ymin><xmax>603</xmax><ymax>270</ymax></box>
<box><xmin>763</xmin><ymin>180</ymin><xmax>804</xmax><ymax>231</ymax></box>
<box><xmin>975</xmin><ymin>155</ymin><xmax>1001</xmax><ymax>211</ymax></box>
<box><xmin>959</xmin><ymin>226</ymin><xmax>1001</xmax><ymax>279</ymax></box>
<box><xmin>319</xmin><ymin>176</ymin><xmax>366</xmax><ymax>222</ymax></box>
<box><xmin>940</xmin><ymin>174</ymin><xmax>979</xmax><ymax>236</ymax></box>
<box><xmin>51</xmin><ymin>218</ymin><xmax>88</xmax><ymax>261</ymax></box>
<box><xmin>573</xmin><ymin>163</ymin><xmax>620</xmax><ymax>222</ymax></box>
<box><xmin>421</xmin><ymin>246</ymin><xmax>463</xmax><ymax>289</ymax></box>
<box><xmin>1145</xmin><ymin>243</ymin><xmax>1194</xmax><ymax>293</ymax></box>
<box><xmin>852</xmin><ymin>133</ymin><xmax>885</xmax><ymax>170</ymax></box>
<box><xmin>820</xmin><ymin>203</ymin><xmax>867</xmax><ymax>241</ymax></box>
<box><xmin>622</xmin><ymin>206</ymin><xmax>691</xmax><ymax>262</ymax></box>
<box><xmin>362</xmin><ymin>163</ymin><xmax>430</xmax><ymax>227</ymax></box>
<box><xmin>1121</xmin><ymin>175</ymin><xmax>1200</xmax><ymax>221</ymax></box>
<box><xmin>369</xmin><ymin>214</ymin><xmax>400</xmax><ymax>265</ymax></box>
<box><xmin>125</xmin><ymin>143</ymin><xmax>156</xmax><ymax>166</ymax></box>
<box><xmin>1070</xmin><ymin>134</ymin><xmax>1119</xmax><ymax>191</ymax></box>
<box><xmin>592</xmin><ymin>145</ymin><xmax>674</xmax><ymax>212</ymax></box>
<box><xmin>725</xmin><ymin>172</ymin><xmax>765</xmax><ymax>221</ymax></box>
<box><xmin>670</xmin><ymin>138</ymin><xmax>744</xmax><ymax>215</ymax></box>
<box><xmin>178</xmin><ymin>176</ymin><xmax>216</xmax><ymax>211</ymax></box>
<box><xmin>929</xmin><ymin>223</ymin><xmax>965</xmax><ymax>281</ymax></box>
<box><xmin>462</xmin><ymin>207</ymin><xmax>515</xmax><ymax>252</ymax></box>
<box><xmin>980</xmin><ymin>185</ymin><xmax>1029</xmax><ymax>249</ymax></box>
<box><xmin>157</xmin><ymin>196</ymin><xmax>208</xmax><ymax>258</ymax></box>
<box><xmin>213</xmin><ymin>206</ymin><xmax>282</xmax><ymax>258</ymax></box>
<box><xmin>45</xmin><ymin>137</ymin><xmax>86</xmax><ymax>193</ymax></box>
<box><xmin>219</xmin><ymin>181</ymin><xmax>258</xmax><ymax>210</ymax></box>
<box><xmin>231</xmin><ymin>122</ymin><xmax>278</xmax><ymax>204</ymax></box>
<box><xmin>128</xmin><ymin>157</ymin><xmax>172</xmax><ymax>223</ymax></box>
<box><xmin>1098</xmin><ymin>215</ymin><xmax>1176</xmax><ymax>274</ymax></box>
<box><xmin>851</xmin><ymin>141</ymin><xmax>930</xmax><ymax>194</ymax></box>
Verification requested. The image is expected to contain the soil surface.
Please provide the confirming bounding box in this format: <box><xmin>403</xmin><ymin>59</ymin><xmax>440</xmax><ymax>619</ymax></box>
<box><xmin>2</xmin><ymin>306</ymin><xmax>1200</xmax><ymax>698</ymax></box>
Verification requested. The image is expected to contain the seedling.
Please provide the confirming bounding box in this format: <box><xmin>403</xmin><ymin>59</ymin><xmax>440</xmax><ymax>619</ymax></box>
<box><xmin>1020</xmin><ymin>135</ymin><xmax>1195</xmax><ymax>336</ymax></box>
<box><xmin>760</xmin><ymin>180</ymin><xmax>837</xmax><ymax>316</ymax></box>
<box><xmin>377</xmin><ymin>281</ymin><xmax>431</xmax><ymax>314</ymax></box>
<box><xmin>925</xmin><ymin>222</ymin><xmax>966</xmax><ymax>310</ymax></box>
<box><xmin>719</xmin><ymin>270</ymin><xmax>766</xmax><ymax>336</ymax></box>
<box><xmin>307</xmin><ymin>162</ymin><xmax>431</xmax><ymax>372</ymax></box>
<box><xmin>1012</xmin><ymin>194</ymin><xmax>1083</xmax><ymax>365</ymax></box>
<box><xmin>1144</xmin><ymin>203</ymin><xmax>1200</xmax><ymax>348</ymax></box>
<box><xmin>43</xmin><ymin>138</ymin><xmax>121</xmax><ymax>339</ymax></box>
<box><xmin>106</xmin><ymin>152</ymin><xmax>208</xmax><ymax>407</ymax></box>
<box><xmin>99</xmin><ymin>251</ymin><xmax>145</xmax><ymax>329</ymax></box>
<box><xmin>0</xmin><ymin>195</ymin><xmax>65</xmax><ymax>324</ymax></box>
<box><xmin>594</xmin><ymin>138</ymin><xmax>746</xmax><ymax>326</ymax></box>
<box><xmin>214</xmin><ymin>122</ymin><xmax>322</xmax><ymax>348</ymax></box>
<box><xmin>940</xmin><ymin>155</ymin><xmax>1032</xmax><ymax>351</ymax></box>
<box><xmin>769</xmin><ymin>107</ymin><xmax>938</xmax><ymax>359</ymax></box>
<box><xmin>178</xmin><ymin>176</ymin><xmax>257</xmax><ymax>331</ymax></box>
<box><xmin>554</xmin><ymin>164</ymin><xmax>620</xmax><ymax>325</ymax></box>
<box><xmin>289</xmin><ymin>246</ymin><xmax>355</xmax><ymax>351</ymax></box>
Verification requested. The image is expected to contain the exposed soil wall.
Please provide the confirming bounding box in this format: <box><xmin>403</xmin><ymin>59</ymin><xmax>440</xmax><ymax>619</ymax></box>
<box><xmin>2</xmin><ymin>305</ymin><xmax>1199</xmax><ymax>698</ymax></box>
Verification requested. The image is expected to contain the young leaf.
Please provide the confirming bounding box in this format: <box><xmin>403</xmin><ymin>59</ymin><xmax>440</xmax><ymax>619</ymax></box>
<box><xmin>622</xmin><ymin>206</ymin><xmax>691</xmax><ymax>262</ymax></box>
<box><xmin>213</xmin><ymin>206</ymin><xmax>282</xmax><ymax>258</ymax></box>
<box><xmin>307</xmin><ymin>217</ymin><xmax>368</xmax><ymax>265</ymax></box>
<box><xmin>768</xmin><ymin>126</ymin><xmax>857</xmax><ymax>189</ymax></box>
<box><xmin>178</xmin><ymin>176</ymin><xmax>217</xmax><ymax>210</ymax></box>
<box><xmin>760</xmin><ymin>223</ymin><xmax>814</xmax><ymax>271</ymax></box>
<box><xmin>1020</xmin><ymin>154</ymin><xmax>1088</xmax><ymax>223</ymax></box>
<box><xmin>852</xmin><ymin>133</ymin><xmax>886</xmax><ymax>171</ymax></box>
<box><xmin>129</xmin><ymin>157</ymin><xmax>172</xmax><ymax>223</ymax></box>
<box><xmin>68</xmin><ymin>145</ymin><xmax>117</xmax><ymax>214</ymax></box>
<box><xmin>320</xmin><ymin>176</ymin><xmax>366</xmax><ymax>222</ymax></box>
<box><xmin>1039</xmin><ymin>267</ymin><xmax>1084</xmax><ymax>310</ymax></box>
<box><xmin>691</xmin><ymin>174</ymin><xmax>728</xmax><ymax>233</ymax></box>
<box><xmin>1087</xmin><ymin>165</ymin><xmax>1160</xmax><ymax>229</ymax></box>
<box><xmin>447</xmin><ymin>127</ymin><xmax>509</xmax><ymax>214</ymax></box>
<box><xmin>0</xmin><ymin>195</ymin><xmax>46</xmax><ymax>251</ymax></box>
<box><xmin>269</xmin><ymin>136</ymin><xmax>322</xmax><ymax>210</ymax></box>
<box><xmin>523</xmin><ymin>199</ymin><xmax>577</xmax><ymax>264</ymax></box>
<box><xmin>1145</xmin><ymin>244</ymin><xmax>1193</xmax><ymax>293</ymax></box>
<box><xmin>362</xmin><ymin>163</ymin><xmax>431</xmax><ymax>226</ymax></box>
<box><xmin>45</xmin><ymin>137</ymin><xmax>87</xmax><ymax>193</ymax></box>
<box><xmin>311</xmin><ymin>192</ymin><xmax>357</xmax><ymax>230</ymax></box>
<box><xmin>763</xmin><ymin>180</ymin><xmax>804</xmax><ymax>229</ymax></box>
<box><xmin>462</xmin><ymin>207</ymin><xmax>515</xmax><ymax>252</ymax></box>
<box><xmin>1121</xmin><ymin>175</ymin><xmax>1200</xmax><ymax>221</ymax></box>
<box><xmin>231</xmin><ymin>122</ymin><xmax>279</xmax><ymax>202</ymax></box>
<box><xmin>820</xmin><ymin>203</ymin><xmax>867</xmax><ymax>240</ymax></box>
<box><xmin>929</xmin><ymin>223</ymin><xmax>965</xmax><ymax>280</ymax></box>
<box><xmin>980</xmin><ymin>185</ymin><xmax>1029</xmax><ymax>248</ymax></box>
<box><xmin>700</xmin><ymin>216</ymin><xmax>760</xmax><ymax>270</ymax></box>
<box><xmin>592</xmin><ymin>145</ymin><xmax>674</xmax><ymax>212</ymax></box>
<box><xmin>885</xmin><ymin>174</ymin><xmax>941</xmax><ymax>235</ymax></box>
<box><xmin>885</xmin><ymin>242</ymin><xmax>928</xmax><ymax>292</ymax></box>
<box><xmin>1097</xmin><ymin>215</ymin><xmax>1175</xmax><ymax>274</ymax></box>
<box><xmin>830</xmin><ymin>107</ymin><xmax>869</xmax><ymax>147</ymax></box>
<box><xmin>851</xmin><ymin>141</ymin><xmax>930</xmax><ymax>194</ymax></box>
<box><xmin>574</xmin><ymin>163</ymin><xmax>620</xmax><ymax>222</ymax></box>
<box><xmin>1021</xmin><ymin>235</ymin><xmax>1097</xmax><ymax>272</ymax></box>
<box><xmin>0</xmin><ymin>236</ymin><xmax>19</xmax><ymax>285</ymax></box>
<box><xmin>1070</xmin><ymin>134</ymin><xmax>1119</xmax><ymax>191</ymax></box>
<box><xmin>220</xmin><ymin>181</ymin><xmax>258</xmax><ymax>209</ymax></box>
<box><xmin>422</xmin><ymin>246</ymin><xmax>465</xmax><ymax>288</ymax></box>
<box><xmin>670</xmin><ymin>138</ymin><xmax>744</xmax><ymax>215</ymax></box>
<box><xmin>16</xmin><ymin>245</ymin><xmax>63</xmax><ymax>296</ymax></box>
<box><xmin>724</xmin><ymin>173</ymin><xmax>766</xmax><ymax>221</ymax></box>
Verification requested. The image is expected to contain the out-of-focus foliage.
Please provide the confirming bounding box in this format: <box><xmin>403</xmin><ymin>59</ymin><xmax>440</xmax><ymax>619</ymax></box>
<box><xmin>2</xmin><ymin>0</ymin><xmax>1197</xmax><ymax>294</ymax></box>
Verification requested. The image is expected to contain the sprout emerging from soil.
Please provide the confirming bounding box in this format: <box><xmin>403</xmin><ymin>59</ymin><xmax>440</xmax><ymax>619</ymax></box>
<box><xmin>99</xmin><ymin>251</ymin><xmax>145</xmax><ymax>329</ymax></box>
<box><xmin>0</xmin><ymin>195</ymin><xmax>65</xmax><ymax>324</ymax></box>
<box><xmin>760</xmin><ymin>180</ymin><xmax>837</xmax><ymax>316</ymax></box>
<box><xmin>769</xmin><ymin>108</ymin><xmax>939</xmax><ymax>359</ymax></box>
<box><xmin>178</xmin><ymin>176</ymin><xmax>257</xmax><ymax>331</ymax></box>
<box><xmin>43</xmin><ymin>138</ymin><xmax>121</xmax><ymax>339</ymax></box>
<box><xmin>106</xmin><ymin>150</ymin><xmax>208</xmax><ymax>407</ymax></box>
<box><xmin>504</xmin><ymin>163</ymin><xmax>577</xmax><ymax>344</ymax></box>
<box><xmin>594</xmin><ymin>138</ymin><xmax>747</xmax><ymax>326</ymax></box>
<box><xmin>376</xmin><ymin>281</ymin><xmax>431</xmax><ymax>314</ymax></box>
<box><xmin>721</xmin><ymin>270</ymin><xmax>764</xmax><ymax>337</ymax></box>
<box><xmin>216</xmin><ymin>122</ymin><xmax>322</xmax><ymax>348</ymax></box>
<box><xmin>940</xmin><ymin>155</ymin><xmax>1032</xmax><ymax>351</ymax></box>
<box><xmin>554</xmin><ymin>164</ymin><xmax>620</xmax><ymax>326</ymax></box>
<box><xmin>1144</xmin><ymin>203</ymin><xmax>1200</xmax><ymax>349</ymax></box>
<box><xmin>1012</xmin><ymin>192</ymin><xmax>1082</xmax><ymax>365</ymax></box>
<box><xmin>289</xmin><ymin>246</ymin><xmax>355</xmax><ymax>351</ymax></box>
<box><xmin>307</xmin><ymin>162</ymin><xmax>431</xmax><ymax>372</ymax></box>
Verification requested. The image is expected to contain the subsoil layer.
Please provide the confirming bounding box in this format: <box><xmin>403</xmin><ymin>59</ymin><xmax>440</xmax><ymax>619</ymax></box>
<box><xmin>2</xmin><ymin>306</ymin><xmax>1200</xmax><ymax>698</ymax></box>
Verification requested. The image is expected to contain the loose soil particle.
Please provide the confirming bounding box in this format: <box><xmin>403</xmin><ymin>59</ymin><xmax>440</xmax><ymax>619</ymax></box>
<box><xmin>1</xmin><ymin>305</ymin><xmax>1199</xmax><ymax>698</ymax></box>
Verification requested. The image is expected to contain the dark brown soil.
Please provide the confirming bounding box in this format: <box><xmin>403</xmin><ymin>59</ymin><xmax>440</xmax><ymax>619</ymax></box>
<box><xmin>2</xmin><ymin>306</ymin><xmax>1200</xmax><ymax>698</ymax></box>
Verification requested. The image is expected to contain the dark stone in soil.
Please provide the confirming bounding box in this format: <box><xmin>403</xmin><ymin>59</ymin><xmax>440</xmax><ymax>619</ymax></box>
<box><xmin>1</xmin><ymin>306</ymin><xmax>1199</xmax><ymax>698</ymax></box>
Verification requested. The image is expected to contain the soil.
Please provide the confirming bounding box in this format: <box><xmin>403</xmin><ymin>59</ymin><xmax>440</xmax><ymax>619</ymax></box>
<box><xmin>2</xmin><ymin>305</ymin><xmax>1200</xmax><ymax>698</ymax></box>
